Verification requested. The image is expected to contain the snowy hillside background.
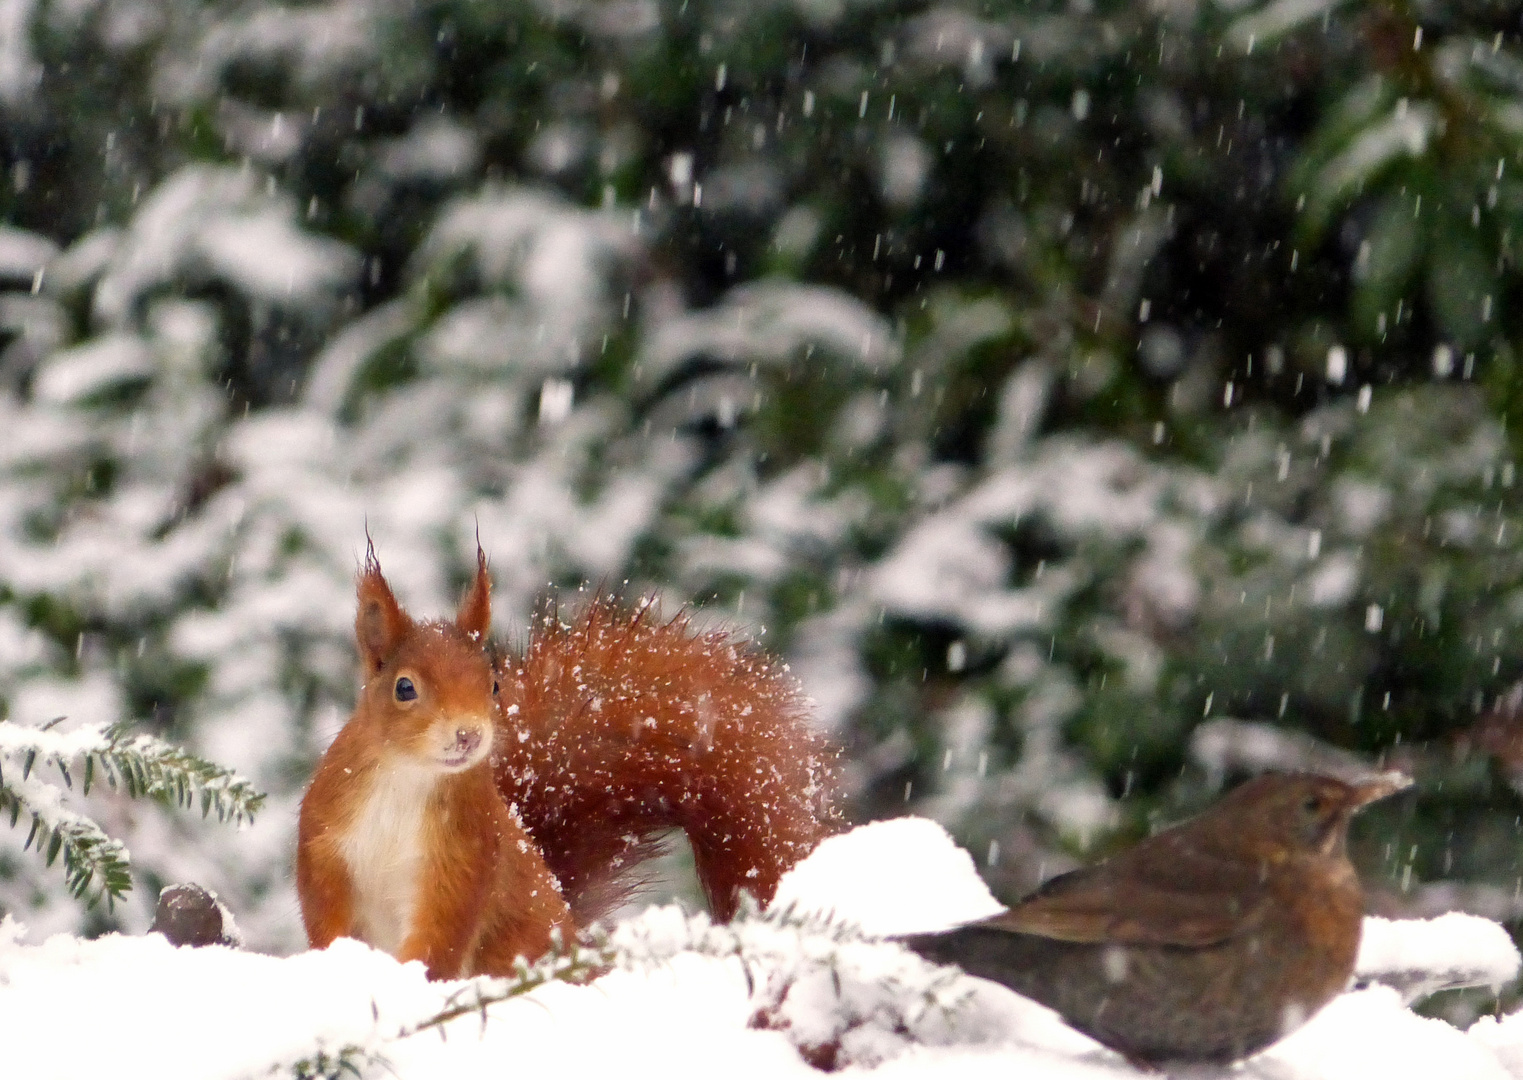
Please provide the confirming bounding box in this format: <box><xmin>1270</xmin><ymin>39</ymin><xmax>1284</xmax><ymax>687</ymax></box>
<box><xmin>1</xmin><ymin>0</ymin><xmax>1523</xmax><ymax>1028</ymax></box>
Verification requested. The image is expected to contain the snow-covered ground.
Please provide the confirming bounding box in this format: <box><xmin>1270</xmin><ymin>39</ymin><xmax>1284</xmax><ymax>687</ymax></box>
<box><xmin>1</xmin><ymin>818</ymin><xmax>1521</xmax><ymax>1080</ymax></box>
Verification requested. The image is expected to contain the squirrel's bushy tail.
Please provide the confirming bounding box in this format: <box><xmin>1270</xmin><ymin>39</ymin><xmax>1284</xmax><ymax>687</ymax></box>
<box><xmin>493</xmin><ymin>598</ymin><xmax>838</xmax><ymax>923</ymax></box>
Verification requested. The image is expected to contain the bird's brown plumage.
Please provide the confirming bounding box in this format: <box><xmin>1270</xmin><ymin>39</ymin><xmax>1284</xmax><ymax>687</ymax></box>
<box><xmin>905</xmin><ymin>771</ymin><xmax>1410</xmax><ymax>1068</ymax></box>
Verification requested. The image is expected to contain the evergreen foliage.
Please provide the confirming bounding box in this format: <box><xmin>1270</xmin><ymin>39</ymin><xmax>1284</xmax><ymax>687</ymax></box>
<box><xmin>0</xmin><ymin>0</ymin><xmax>1521</xmax><ymax>949</ymax></box>
<box><xmin>0</xmin><ymin>719</ymin><xmax>262</xmax><ymax>906</ymax></box>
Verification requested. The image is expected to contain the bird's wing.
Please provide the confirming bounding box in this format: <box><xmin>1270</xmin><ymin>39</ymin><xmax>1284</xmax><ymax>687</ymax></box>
<box><xmin>984</xmin><ymin>835</ymin><xmax>1272</xmax><ymax>947</ymax></box>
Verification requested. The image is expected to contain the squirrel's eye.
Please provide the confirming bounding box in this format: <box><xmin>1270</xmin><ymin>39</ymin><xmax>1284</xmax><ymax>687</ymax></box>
<box><xmin>492</xmin><ymin>680</ymin><xmax>500</xmax><ymax>695</ymax></box>
<box><xmin>1302</xmin><ymin>795</ymin><xmax>1322</xmax><ymax>815</ymax></box>
<box><xmin>394</xmin><ymin>676</ymin><xmax>418</xmax><ymax>702</ymax></box>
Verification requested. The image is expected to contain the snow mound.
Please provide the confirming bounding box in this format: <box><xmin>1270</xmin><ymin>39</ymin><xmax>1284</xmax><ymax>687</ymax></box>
<box><xmin>1357</xmin><ymin>912</ymin><xmax>1522</xmax><ymax>1003</ymax></box>
<box><xmin>0</xmin><ymin>924</ymin><xmax>445</xmax><ymax>1080</ymax></box>
<box><xmin>769</xmin><ymin>816</ymin><xmax>1006</xmax><ymax>936</ymax></box>
<box><xmin>1272</xmin><ymin>985</ymin><xmax>1513</xmax><ymax>1080</ymax></box>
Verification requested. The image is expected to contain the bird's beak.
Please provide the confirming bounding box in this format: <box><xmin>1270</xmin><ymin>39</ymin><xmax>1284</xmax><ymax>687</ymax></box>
<box><xmin>1348</xmin><ymin>771</ymin><xmax>1413</xmax><ymax>810</ymax></box>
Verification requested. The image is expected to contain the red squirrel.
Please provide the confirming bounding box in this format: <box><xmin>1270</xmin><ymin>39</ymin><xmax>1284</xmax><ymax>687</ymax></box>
<box><xmin>297</xmin><ymin>546</ymin><xmax>837</xmax><ymax>979</ymax></box>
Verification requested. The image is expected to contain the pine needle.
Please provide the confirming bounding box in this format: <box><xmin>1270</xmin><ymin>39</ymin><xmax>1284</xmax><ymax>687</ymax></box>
<box><xmin>0</xmin><ymin>718</ymin><xmax>265</xmax><ymax>908</ymax></box>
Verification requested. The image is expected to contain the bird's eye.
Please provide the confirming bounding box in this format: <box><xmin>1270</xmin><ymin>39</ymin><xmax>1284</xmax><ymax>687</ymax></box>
<box><xmin>1302</xmin><ymin>795</ymin><xmax>1323</xmax><ymax>815</ymax></box>
<box><xmin>395</xmin><ymin>676</ymin><xmax>418</xmax><ymax>702</ymax></box>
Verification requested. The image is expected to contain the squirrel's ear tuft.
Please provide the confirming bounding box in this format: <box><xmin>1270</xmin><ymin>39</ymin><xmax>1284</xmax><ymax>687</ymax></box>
<box><xmin>456</xmin><ymin>544</ymin><xmax>491</xmax><ymax>641</ymax></box>
<box><xmin>356</xmin><ymin>555</ymin><xmax>410</xmax><ymax>672</ymax></box>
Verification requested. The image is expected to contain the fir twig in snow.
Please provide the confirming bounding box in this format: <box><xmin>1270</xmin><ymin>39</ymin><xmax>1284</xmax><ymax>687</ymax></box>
<box><xmin>88</xmin><ymin>726</ymin><xmax>265</xmax><ymax>824</ymax></box>
<box><xmin>0</xmin><ymin>772</ymin><xmax>132</xmax><ymax>905</ymax></box>
<box><xmin>286</xmin><ymin>1050</ymin><xmax>365</xmax><ymax>1080</ymax></box>
<box><xmin>0</xmin><ymin>718</ymin><xmax>264</xmax><ymax>907</ymax></box>
<box><xmin>614</xmin><ymin>901</ymin><xmax>978</xmax><ymax>1069</ymax></box>
<box><xmin>279</xmin><ymin>928</ymin><xmax>617</xmax><ymax>1078</ymax></box>
<box><xmin>278</xmin><ymin>905</ymin><xmax>979</xmax><ymax>1078</ymax></box>
<box><xmin>399</xmin><ymin>926</ymin><xmax>614</xmax><ymax>1039</ymax></box>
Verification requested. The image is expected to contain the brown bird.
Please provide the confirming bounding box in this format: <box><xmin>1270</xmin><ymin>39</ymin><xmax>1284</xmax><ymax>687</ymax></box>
<box><xmin>904</xmin><ymin>771</ymin><xmax>1410</xmax><ymax>1069</ymax></box>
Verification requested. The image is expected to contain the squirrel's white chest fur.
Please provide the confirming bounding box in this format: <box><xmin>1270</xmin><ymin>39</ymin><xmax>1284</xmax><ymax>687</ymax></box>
<box><xmin>340</xmin><ymin>761</ymin><xmax>438</xmax><ymax>956</ymax></box>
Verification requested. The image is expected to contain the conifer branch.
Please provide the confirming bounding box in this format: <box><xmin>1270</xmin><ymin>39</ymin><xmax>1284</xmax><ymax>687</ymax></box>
<box><xmin>0</xmin><ymin>772</ymin><xmax>133</xmax><ymax>905</ymax></box>
<box><xmin>284</xmin><ymin>1049</ymin><xmax>367</xmax><ymax>1080</ymax></box>
<box><xmin>277</xmin><ymin>906</ymin><xmax>968</xmax><ymax>1079</ymax></box>
<box><xmin>0</xmin><ymin>718</ymin><xmax>264</xmax><ymax>907</ymax></box>
<box><xmin>92</xmin><ymin>725</ymin><xmax>265</xmax><ymax>825</ymax></box>
<box><xmin>277</xmin><ymin>929</ymin><xmax>617</xmax><ymax>1078</ymax></box>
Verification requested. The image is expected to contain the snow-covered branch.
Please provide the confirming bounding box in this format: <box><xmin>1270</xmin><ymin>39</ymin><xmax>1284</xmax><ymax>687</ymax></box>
<box><xmin>0</xmin><ymin>719</ymin><xmax>264</xmax><ymax>906</ymax></box>
<box><xmin>0</xmin><ymin>770</ymin><xmax>131</xmax><ymax>904</ymax></box>
<box><xmin>273</xmin><ymin>903</ymin><xmax>984</xmax><ymax>1078</ymax></box>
